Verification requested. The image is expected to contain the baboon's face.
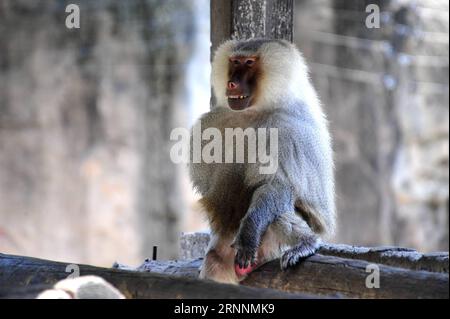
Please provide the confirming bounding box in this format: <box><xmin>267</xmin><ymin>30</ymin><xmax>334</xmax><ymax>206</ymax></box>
<box><xmin>226</xmin><ymin>55</ymin><xmax>261</xmax><ymax>111</ymax></box>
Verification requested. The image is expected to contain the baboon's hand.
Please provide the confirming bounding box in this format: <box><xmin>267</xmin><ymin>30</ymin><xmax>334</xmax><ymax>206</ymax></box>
<box><xmin>280</xmin><ymin>235</ymin><xmax>320</xmax><ymax>270</ymax></box>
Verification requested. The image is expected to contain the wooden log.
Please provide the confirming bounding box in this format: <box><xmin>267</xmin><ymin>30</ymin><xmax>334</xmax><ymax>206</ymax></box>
<box><xmin>0</xmin><ymin>253</ymin><xmax>315</xmax><ymax>299</ymax></box>
<box><xmin>0</xmin><ymin>285</ymin><xmax>54</xmax><ymax>299</ymax></box>
<box><xmin>180</xmin><ymin>232</ymin><xmax>449</xmax><ymax>273</ymax></box>
<box><xmin>242</xmin><ymin>254</ymin><xmax>449</xmax><ymax>299</ymax></box>
<box><xmin>2</xmin><ymin>250</ymin><xmax>448</xmax><ymax>298</ymax></box>
<box><xmin>319</xmin><ymin>243</ymin><xmax>449</xmax><ymax>273</ymax></box>
<box><xmin>117</xmin><ymin>255</ymin><xmax>449</xmax><ymax>299</ymax></box>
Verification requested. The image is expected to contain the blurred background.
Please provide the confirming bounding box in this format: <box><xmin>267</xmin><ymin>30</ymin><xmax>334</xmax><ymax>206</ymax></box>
<box><xmin>0</xmin><ymin>0</ymin><xmax>448</xmax><ymax>267</ymax></box>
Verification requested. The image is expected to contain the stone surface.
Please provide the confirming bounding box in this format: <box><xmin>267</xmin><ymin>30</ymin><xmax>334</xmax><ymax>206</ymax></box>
<box><xmin>294</xmin><ymin>0</ymin><xmax>449</xmax><ymax>251</ymax></box>
<box><xmin>0</xmin><ymin>0</ymin><xmax>196</xmax><ymax>266</ymax></box>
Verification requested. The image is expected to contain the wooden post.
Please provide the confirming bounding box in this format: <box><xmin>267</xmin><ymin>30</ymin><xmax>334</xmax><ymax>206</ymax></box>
<box><xmin>210</xmin><ymin>0</ymin><xmax>294</xmax><ymax>53</ymax></box>
<box><xmin>210</xmin><ymin>0</ymin><xmax>293</xmax><ymax>106</ymax></box>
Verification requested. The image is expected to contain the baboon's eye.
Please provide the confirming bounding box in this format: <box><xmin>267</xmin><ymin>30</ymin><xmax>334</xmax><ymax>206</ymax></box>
<box><xmin>230</xmin><ymin>58</ymin><xmax>240</xmax><ymax>65</ymax></box>
<box><xmin>245</xmin><ymin>59</ymin><xmax>255</xmax><ymax>66</ymax></box>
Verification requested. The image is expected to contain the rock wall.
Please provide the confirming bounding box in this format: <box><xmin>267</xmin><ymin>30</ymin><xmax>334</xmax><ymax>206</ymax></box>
<box><xmin>0</xmin><ymin>0</ymin><xmax>196</xmax><ymax>266</ymax></box>
<box><xmin>294</xmin><ymin>0</ymin><xmax>449</xmax><ymax>251</ymax></box>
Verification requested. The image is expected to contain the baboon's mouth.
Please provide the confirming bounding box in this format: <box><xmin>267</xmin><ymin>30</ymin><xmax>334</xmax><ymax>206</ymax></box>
<box><xmin>227</xmin><ymin>95</ymin><xmax>251</xmax><ymax>110</ymax></box>
<box><xmin>227</xmin><ymin>95</ymin><xmax>249</xmax><ymax>100</ymax></box>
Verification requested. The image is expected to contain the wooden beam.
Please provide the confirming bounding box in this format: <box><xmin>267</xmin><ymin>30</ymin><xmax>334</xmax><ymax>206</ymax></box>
<box><xmin>210</xmin><ymin>0</ymin><xmax>232</xmax><ymax>56</ymax></box>
<box><xmin>211</xmin><ymin>0</ymin><xmax>294</xmax><ymax>53</ymax></box>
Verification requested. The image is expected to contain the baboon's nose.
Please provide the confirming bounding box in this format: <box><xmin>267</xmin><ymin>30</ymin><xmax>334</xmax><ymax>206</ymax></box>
<box><xmin>227</xmin><ymin>81</ymin><xmax>238</xmax><ymax>90</ymax></box>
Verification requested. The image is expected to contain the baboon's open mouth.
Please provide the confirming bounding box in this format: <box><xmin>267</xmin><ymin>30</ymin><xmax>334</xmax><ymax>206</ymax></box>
<box><xmin>227</xmin><ymin>95</ymin><xmax>251</xmax><ymax>110</ymax></box>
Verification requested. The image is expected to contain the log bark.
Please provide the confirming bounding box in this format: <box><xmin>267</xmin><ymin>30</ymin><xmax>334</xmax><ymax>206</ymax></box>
<box><xmin>1</xmin><ymin>250</ymin><xmax>448</xmax><ymax>298</ymax></box>
<box><xmin>0</xmin><ymin>253</ymin><xmax>315</xmax><ymax>299</ymax></box>
<box><xmin>180</xmin><ymin>232</ymin><xmax>449</xmax><ymax>273</ymax></box>
<box><xmin>123</xmin><ymin>255</ymin><xmax>448</xmax><ymax>299</ymax></box>
<box><xmin>319</xmin><ymin>243</ymin><xmax>449</xmax><ymax>273</ymax></box>
<box><xmin>242</xmin><ymin>254</ymin><xmax>448</xmax><ymax>299</ymax></box>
